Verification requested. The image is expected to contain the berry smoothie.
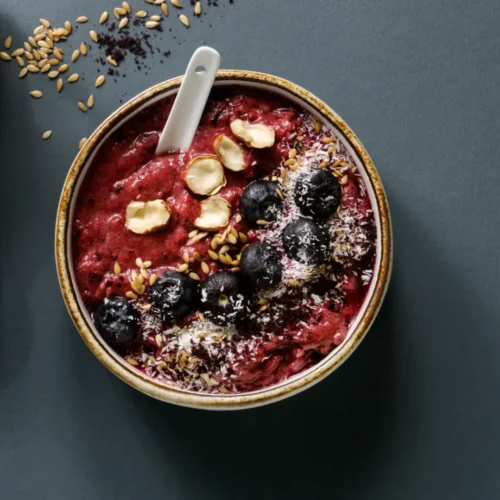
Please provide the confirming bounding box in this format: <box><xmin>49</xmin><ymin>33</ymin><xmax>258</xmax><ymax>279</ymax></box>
<box><xmin>72</xmin><ymin>87</ymin><xmax>376</xmax><ymax>393</ymax></box>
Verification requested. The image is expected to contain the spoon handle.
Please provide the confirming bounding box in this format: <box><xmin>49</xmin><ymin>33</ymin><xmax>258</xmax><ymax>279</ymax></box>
<box><xmin>156</xmin><ymin>46</ymin><xmax>221</xmax><ymax>155</ymax></box>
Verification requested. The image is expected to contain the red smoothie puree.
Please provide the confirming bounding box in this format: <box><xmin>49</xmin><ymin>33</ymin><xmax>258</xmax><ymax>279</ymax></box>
<box><xmin>72</xmin><ymin>87</ymin><xmax>376</xmax><ymax>393</ymax></box>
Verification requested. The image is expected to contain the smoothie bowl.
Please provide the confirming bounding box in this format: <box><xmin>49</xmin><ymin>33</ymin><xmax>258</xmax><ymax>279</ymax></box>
<box><xmin>56</xmin><ymin>70</ymin><xmax>392</xmax><ymax>410</ymax></box>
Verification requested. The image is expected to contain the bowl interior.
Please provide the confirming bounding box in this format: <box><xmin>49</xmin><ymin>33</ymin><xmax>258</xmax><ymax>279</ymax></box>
<box><xmin>61</xmin><ymin>75</ymin><xmax>388</xmax><ymax>408</ymax></box>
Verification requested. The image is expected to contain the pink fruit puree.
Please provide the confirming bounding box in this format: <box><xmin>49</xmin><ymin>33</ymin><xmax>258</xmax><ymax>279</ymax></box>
<box><xmin>72</xmin><ymin>87</ymin><xmax>376</xmax><ymax>393</ymax></box>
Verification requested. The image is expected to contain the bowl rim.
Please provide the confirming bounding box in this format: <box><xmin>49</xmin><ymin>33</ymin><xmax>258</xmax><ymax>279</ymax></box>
<box><xmin>55</xmin><ymin>69</ymin><xmax>392</xmax><ymax>410</ymax></box>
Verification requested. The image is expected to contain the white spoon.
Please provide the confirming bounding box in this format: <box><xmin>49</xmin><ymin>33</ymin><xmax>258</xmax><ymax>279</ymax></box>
<box><xmin>155</xmin><ymin>46</ymin><xmax>221</xmax><ymax>155</ymax></box>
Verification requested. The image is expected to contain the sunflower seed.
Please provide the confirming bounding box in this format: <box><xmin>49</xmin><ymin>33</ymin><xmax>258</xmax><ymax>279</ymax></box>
<box><xmin>58</xmin><ymin>63</ymin><xmax>68</xmax><ymax>72</ymax></box>
<box><xmin>256</xmin><ymin>220</ymin><xmax>269</xmax><ymax>225</ymax></box>
<box><xmin>177</xmin><ymin>263</ymin><xmax>189</xmax><ymax>273</ymax></box>
<box><xmin>76</xmin><ymin>16</ymin><xmax>88</xmax><ymax>23</ymax></box>
<box><xmin>87</xmin><ymin>94</ymin><xmax>94</xmax><ymax>108</ymax></box>
<box><xmin>208</xmin><ymin>250</ymin><xmax>219</xmax><ymax>260</ymax></box>
<box><xmin>117</xmin><ymin>7</ymin><xmax>127</xmax><ymax>15</ymax></box>
<box><xmin>179</xmin><ymin>14</ymin><xmax>189</xmax><ymax>27</ymax></box>
<box><xmin>80</xmin><ymin>42</ymin><xmax>87</xmax><ymax>55</ymax></box>
<box><xmin>40</xmin><ymin>63</ymin><xmax>50</xmax><ymax>73</ymax></box>
<box><xmin>71</xmin><ymin>49</ymin><xmax>80</xmax><ymax>62</ymax></box>
<box><xmin>30</xmin><ymin>90</ymin><xmax>43</xmax><ymax>98</ymax></box>
<box><xmin>123</xmin><ymin>1</ymin><xmax>131</xmax><ymax>13</ymax></box>
<box><xmin>89</xmin><ymin>30</ymin><xmax>98</xmax><ymax>42</ymax></box>
<box><xmin>170</xmin><ymin>0</ymin><xmax>182</xmax><ymax>7</ymax></box>
<box><xmin>64</xmin><ymin>20</ymin><xmax>72</xmax><ymax>34</ymax></box>
<box><xmin>77</xmin><ymin>101</ymin><xmax>87</xmax><ymax>112</ymax></box>
<box><xmin>193</xmin><ymin>252</ymin><xmax>201</xmax><ymax>262</ymax></box>
<box><xmin>78</xmin><ymin>137</ymin><xmax>87</xmax><ymax>149</ymax></box>
<box><xmin>15</xmin><ymin>56</ymin><xmax>24</xmax><ymax>67</ymax></box>
<box><xmin>227</xmin><ymin>234</ymin><xmax>237</xmax><ymax>245</ymax></box>
<box><xmin>34</xmin><ymin>25</ymin><xmax>45</xmax><ymax>35</ymax></box>
<box><xmin>27</xmin><ymin>64</ymin><xmax>39</xmax><ymax>73</ymax></box>
<box><xmin>189</xmin><ymin>272</ymin><xmax>200</xmax><ymax>281</ymax></box>
<box><xmin>100</xmin><ymin>11</ymin><xmax>109</xmax><ymax>24</ymax></box>
<box><xmin>40</xmin><ymin>18</ymin><xmax>51</xmax><ymax>28</ymax></box>
<box><xmin>12</xmin><ymin>48</ymin><xmax>24</xmax><ymax>56</ymax></box>
<box><xmin>194</xmin><ymin>1</ymin><xmax>201</xmax><ymax>15</ymax></box>
<box><xmin>340</xmin><ymin>175</ymin><xmax>348</xmax><ymax>185</ymax></box>
<box><xmin>126</xmin><ymin>291</ymin><xmax>138</xmax><ymax>300</ymax></box>
<box><xmin>188</xmin><ymin>229</ymin><xmax>198</xmax><ymax>238</ymax></box>
<box><xmin>145</xmin><ymin>21</ymin><xmax>159</xmax><ymax>28</ymax></box>
<box><xmin>68</xmin><ymin>73</ymin><xmax>79</xmax><ymax>82</ymax></box>
<box><xmin>0</xmin><ymin>52</ymin><xmax>11</xmax><ymax>61</ymax></box>
<box><xmin>119</xmin><ymin>17</ymin><xmax>129</xmax><ymax>29</ymax></box>
<box><xmin>95</xmin><ymin>74</ymin><xmax>105</xmax><ymax>87</ymax></box>
<box><xmin>135</xmin><ymin>10</ymin><xmax>148</xmax><ymax>17</ymax></box>
<box><xmin>4</xmin><ymin>35</ymin><xmax>12</xmax><ymax>49</ymax></box>
<box><xmin>106</xmin><ymin>55</ymin><xmax>118</xmax><ymax>66</ymax></box>
<box><xmin>37</xmin><ymin>59</ymin><xmax>46</xmax><ymax>68</ymax></box>
<box><xmin>19</xmin><ymin>67</ymin><xmax>28</xmax><ymax>78</ymax></box>
<box><xmin>42</xmin><ymin>130</ymin><xmax>52</xmax><ymax>140</ymax></box>
<box><xmin>149</xmin><ymin>273</ymin><xmax>157</xmax><ymax>285</ymax></box>
<box><xmin>201</xmin><ymin>261</ymin><xmax>209</xmax><ymax>274</ymax></box>
<box><xmin>183</xmin><ymin>253</ymin><xmax>190</xmax><ymax>263</ymax></box>
<box><xmin>28</xmin><ymin>36</ymin><xmax>36</xmax><ymax>47</ymax></box>
<box><xmin>56</xmin><ymin>78</ymin><xmax>63</xmax><ymax>91</ymax></box>
<box><xmin>135</xmin><ymin>257</ymin><xmax>143</xmax><ymax>268</ymax></box>
<box><xmin>150</xmin><ymin>15</ymin><xmax>160</xmax><ymax>21</ymax></box>
<box><xmin>161</xmin><ymin>3</ymin><xmax>169</xmax><ymax>15</ymax></box>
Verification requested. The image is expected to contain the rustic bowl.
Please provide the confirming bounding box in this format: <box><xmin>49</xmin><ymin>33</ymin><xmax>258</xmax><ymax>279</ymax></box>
<box><xmin>55</xmin><ymin>70</ymin><xmax>392</xmax><ymax>410</ymax></box>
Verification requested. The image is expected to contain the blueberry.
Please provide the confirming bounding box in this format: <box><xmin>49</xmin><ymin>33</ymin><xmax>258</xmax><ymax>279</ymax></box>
<box><xmin>93</xmin><ymin>297</ymin><xmax>140</xmax><ymax>346</ymax></box>
<box><xmin>240</xmin><ymin>180</ymin><xmax>283</xmax><ymax>227</ymax></box>
<box><xmin>149</xmin><ymin>271</ymin><xmax>198</xmax><ymax>321</ymax></box>
<box><xmin>282</xmin><ymin>218</ymin><xmax>331</xmax><ymax>264</ymax></box>
<box><xmin>200</xmin><ymin>271</ymin><xmax>250</xmax><ymax>326</ymax></box>
<box><xmin>294</xmin><ymin>168</ymin><xmax>341</xmax><ymax>218</ymax></box>
<box><xmin>240</xmin><ymin>242</ymin><xmax>283</xmax><ymax>290</ymax></box>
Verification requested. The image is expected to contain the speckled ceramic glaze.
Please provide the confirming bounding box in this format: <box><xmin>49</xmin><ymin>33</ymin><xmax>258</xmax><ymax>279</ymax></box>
<box><xmin>55</xmin><ymin>70</ymin><xmax>392</xmax><ymax>410</ymax></box>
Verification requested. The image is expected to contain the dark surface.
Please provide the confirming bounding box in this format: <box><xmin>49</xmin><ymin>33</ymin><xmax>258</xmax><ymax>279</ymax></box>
<box><xmin>1</xmin><ymin>1</ymin><xmax>499</xmax><ymax>499</ymax></box>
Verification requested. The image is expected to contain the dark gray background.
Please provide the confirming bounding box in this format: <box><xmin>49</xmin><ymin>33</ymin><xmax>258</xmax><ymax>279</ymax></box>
<box><xmin>1</xmin><ymin>0</ymin><xmax>499</xmax><ymax>498</ymax></box>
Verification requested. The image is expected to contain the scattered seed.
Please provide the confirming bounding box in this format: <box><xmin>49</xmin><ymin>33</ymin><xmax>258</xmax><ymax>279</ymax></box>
<box><xmin>76</xmin><ymin>16</ymin><xmax>88</xmax><ymax>23</ymax></box>
<box><xmin>284</xmin><ymin>158</ymin><xmax>296</xmax><ymax>167</ymax></box>
<box><xmin>182</xmin><ymin>253</ymin><xmax>190</xmax><ymax>264</ymax></box>
<box><xmin>149</xmin><ymin>273</ymin><xmax>157</xmax><ymax>285</ymax></box>
<box><xmin>39</xmin><ymin>18</ymin><xmax>50</xmax><ymax>28</ymax></box>
<box><xmin>218</xmin><ymin>254</ymin><xmax>229</xmax><ymax>265</ymax></box>
<box><xmin>19</xmin><ymin>67</ymin><xmax>28</xmax><ymax>78</ymax></box>
<box><xmin>119</xmin><ymin>17</ymin><xmax>129</xmax><ymax>29</ymax></box>
<box><xmin>78</xmin><ymin>137</ymin><xmax>87</xmax><ymax>149</ymax></box>
<box><xmin>194</xmin><ymin>1</ymin><xmax>201</xmax><ymax>15</ymax></box>
<box><xmin>0</xmin><ymin>52</ymin><xmax>11</xmax><ymax>61</ymax></box>
<box><xmin>135</xmin><ymin>10</ymin><xmax>148</xmax><ymax>17</ymax></box>
<box><xmin>92</xmin><ymin>75</ymin><xmax>106</xmax><ymax>89</ymax></box>
<box><xmin>71</xmin><ymin>49</ymin><xmax>80</xmax><ymax>62</ymax></box>
<box><xmin>235</xmin><ymin>214</ymin><xmax>242</xmax><ymax>224</ymax></box>
<box><xmin>114</xmin><ymin>261</ymin><xmax>121</xmax><ymax>274</ymax></box>
<box><xmin>150</xmin><ymin>15</ymin><xmax>161</xmax><ymax>21</ymax></box>
<box><xmin>288</xmin><ymin>278</ymin><xmax>299</xmax><ymax>287</ymax></box>
<box><xmin>219</xmin><ymin>244</ymin><xmax>230</xmax><ymax>255</ymax></box>
<box><xmin>177</xmin><ymin>263</ymin><xmax>189</xmax><ymax>273</ymax></box>
<box><xmin>340</xmin><ymin>175</ymin><xmax>348</xmax><ymax>185</ymax></box>
<box><xmin>201</xmin><ymin>261</ymin><xmax>209</xmax><ymax>274</ymax></box>
<box><xmin>15</xmin><ymin>56</ymin><xmax>24</xmax><ymax>67</ymax></box>
<box><xmin>42</xmin><ymin>130</ymin><xmax>52</xmax><ymax>140</ymax></box>
<box><xmin>40</xmin><ymin>63</ymin><xmax>50</xmax><ymax>73</ymax></box>
<box><xmin>37</xmin><ymin>59</ymin><xmax>46</xmax><ymax>68</ymax></box>
<box><xmin>53</xmin><ymin>49</ymin><xmax>62</xmax><ymax>61</ymax></box>
<box><xmin>145</xmin><ymin>21</ymin><xmax>159</xmax><ymax>28</ymax></box>
<box><xmin>117</xmin><ymin>7</ymin><xmax>127</xmax><ymax>15</ymax></box>
<box><xmin>256</xmin><ymin>220</ymin><xmax>269</xmax><ymax>226</ymax></box>
<box><xmin>100</xmin><ymin>11</ymin><xmax>109</xmax><ymax>24</ymax></box>
<box><xmin>34</xmin><ymin>25</ymin><xmax>45</xmax><ymax>36</ymax></box>
<box><xmin>12</xmin><ymin>48</ymin><xmax>24</xmax><ymax>57</ymax></box>
<box><xmin>135</xmin><ymin>257</ymin><xmax>143</xmax><ymax>268</ymax></box>
<box><xmin>322</xmin><ymin>136</ymin><xmax>335</xmax><ymax>144</ymax></box>
<box><xmin>4</xmin><ymin>35</ymin><xmax>12</xmax><ymax>49</ymax></box>
<box><xmin>24</xmin><ymin>42</ymin><xmax>31</xmax><ymax>52</ymax></box>
<box><xmin>140</xmin><ymin>268</ymin><xmax>149</xmax><ymax>279</ymax></box>
<box><xmin>276</xmin><ymin>189</ymin><xmax>284</xmax><ymax>200</ymax></box>
<box><xmin>179</xmin><ymin>14</ymin><xmax>190</xmax><ymax>27</ymax></box>
<box><xmin>126</xmin><ymin>291</ymin><xmax>138</xmax><ymax>300</ymax></box>
<box><xmin>87</xmin><ymin>94</ymin><xmax>94</xmax><ymax>108</ymax></box>
<box><xmin>80</xmin><ymin>42</ymin><xmax>87</xmax><ymax>55</ymax></box>
<box><xmin>56</xmin><ymin>78</ymin><xmax>63</xmax><ymax>91</ymax></box>
<box><xmin>192</xmin><ymin>252</ymin><xmax>201</xmax><ymax>262</ymax></box>
<box><xmin>27</xmin><ymin>64</ymin><xmax>39</xmax><ymax>73</ymax></box>
<box><xmin>171</xmin><ymin>0</ymin><xmax>182</xmax><ymax>6</ymax></box>
<box><xmin>68</xmin><ymin>73</ymin><xmax>79</xmax><ymax>82</ymax></box>
<box><xmin>123</xmin><ymin>1</ymin><xmax>131</xmax><ymax>12</ymax></box>
<box><xmin>188</xmin><ymin>229</ymin><xmax>198</xmax><ymax>238</ymax></box>
<box><xmin>313</xmin><ymin>121</ymin><xmax>322</xmax><ymax>133</ymax></box>
<box><xmin>28</xmin><ymin>36</ymin><xmax>36</xmax><ymax>47</ymax></box>
<box><xmin>126</xmin><ymin>357</ymin><xmax>138</xmax><ymax>366</ymax></box>
<box><xmin>161</xmin><ymin>3</ymin><xmax>169</xmax><ymax>15</ymax></box>
<box><xmin>208</xmin><ymin>249</ymin><xmax>219</xmax><ymax>260</ymax></box>
<box><xmin>189</xmin><ymin>272</ymin><xmax>200</xmax><ymax>281</ymax></box>
<box><xmin>58</xmin><ymin>63</ymin><xmax>68</xmax><ymax>73</ymax></box>
<box><xmin>77</xmin><ymin>101</ymin><xmax>87</xmax><ymax>112</ymax></box>
<box><xmin>227</xmin><ymin>234</ymin><xmax>237</xmax><ymax>245</ymax></box>
<box><xmin>29</xmin><ymin>90</ymin><xmax>43</xmax><ymax>98</ymax></box>
<box><xmin>106</xmin><ymin>55</ymin><xmax>118</xmax><ymax>66</ymax></box>
<box><xmin>89</xmin><ymin>30</ymin><xmax>98</xmax><ymax>42</ymax></box>
<box><xmin>64</xmin><ymin>20</ymin><xmax>72</xmax><ymax>34</ymax></box>
<box><xmin>155</xmin><ymin>334</ymin><xmax>162</xmax><ymax>347</ymax></box>
<box><xmin>238</xmin><ymin>232</ymin><xmax>248</xmax><ymax>243</ymax></box>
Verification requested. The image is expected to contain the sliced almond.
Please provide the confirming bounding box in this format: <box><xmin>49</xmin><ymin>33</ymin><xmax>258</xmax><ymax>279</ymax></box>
<box><xmin>125</xmin><ymin>199</ymin><xmax>171</xmax><ymax>234</ymax></box>
<box><xmin>230</xmin><ymin>119</ymin><xmax>275</xmax><ymax>149</ymax></box>
<box><xmin>185</xmin><ymin>156</ymin><xmax>226</xmax><ymax>196</ymax></box>
<box><xmin>194</xmin><ymin>196</ymin><xmax>231</xmax><ymax>232</ymax></box>
<box><xmin>213</xmin><ymin>135</ymin><xmax>246</xmax><ymax>172</ymax></box>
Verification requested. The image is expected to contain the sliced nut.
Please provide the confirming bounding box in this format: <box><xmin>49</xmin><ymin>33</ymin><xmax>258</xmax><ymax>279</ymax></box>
<box><xmin>194</xmin><ymin>196</ymin><xmax>231</xmax><ymax>232</ymax></box>
<box><xmin>184</xmin><ymin>156</ymin><xmax>226</xmax><ymax>196</ymax></box>
<box><xmin>125</xmin><ymin>199</ymin><xmax>171</xmax><ymax>234</ymax></box>
<box><xmin>213</xmin><ymin>135</ymin><xmax>246</xmax><ymax>172</ymax></box>
<box><xmin>230</xmin><ymin>119</ymin><xmax>275</xmax><ymax>149</ymax></box>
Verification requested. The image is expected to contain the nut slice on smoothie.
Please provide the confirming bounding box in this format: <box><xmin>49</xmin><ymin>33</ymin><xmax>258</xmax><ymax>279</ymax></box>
<box><xmin>230</xmin><ymin>119</ymin><xmax>275</xmax><ymax>148</ymax></box>
<box><xmin>213</xmin><ymin>135</ymin><xmax>246</xmax><ymax>171</ymax></box>
<box><xmin>185</xmin><ymin>156</ymin><xmax>226</xmax><ymax>195</ymax></box>
<box><xmin>125</xmin><ymin>199</ymin><xmax>171</xmax><ymax>234</ymax></box>
<box><xmin>194</xmin><ymin>195</ymin><xmax>231</xmax><ymax>231</ymax></box>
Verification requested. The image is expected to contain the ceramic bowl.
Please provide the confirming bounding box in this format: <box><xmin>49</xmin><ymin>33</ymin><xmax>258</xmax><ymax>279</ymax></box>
<box><xmin>55</xmin><ymin>70</ymin><xmax>392</xmax><ymax>410</ymax></box>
